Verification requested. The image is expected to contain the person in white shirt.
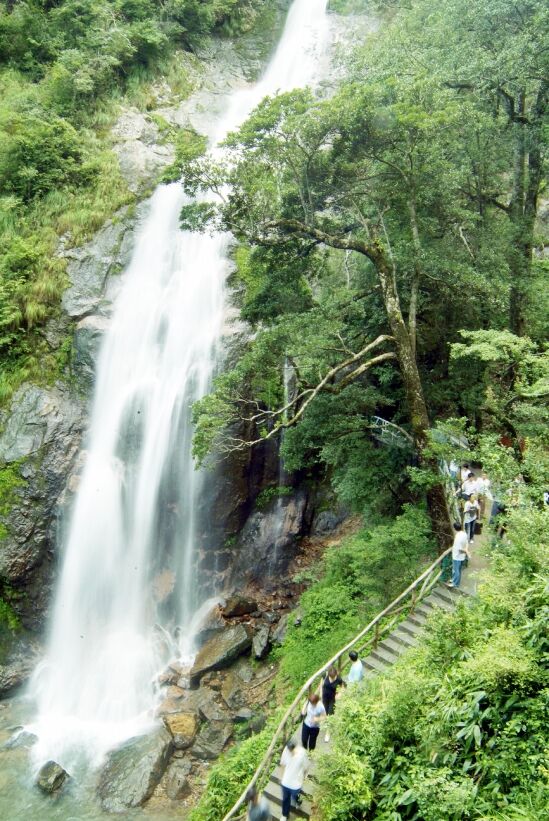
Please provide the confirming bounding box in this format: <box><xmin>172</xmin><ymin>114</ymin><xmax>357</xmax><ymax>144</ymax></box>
<box><xmin>450</xmin><ymin>522</ymin><xmax>470</xmax><ymax>587</ymax></box>
<box><xmin>463</xmin><ymin>495</ymin><xmax>480</xmax><ymax>543</ymax></box>
<box><xmin>301</xmin><ymin>693</ymin><xmax>325</xmax><ymax>750</ymax></box>
<box><xmin>461</xmin><ymin>474</ymin><xmax>478</xmax><ymax>499</ymax></box>
<box><xmin>347</xmin><ymin>650</ymin><xmax>364</xmax><ymax>684</ymax></box>
<box><xmin>280</xmin><ymin>739</ymin><xmax>308</xmax><ymax>821</ymax></box>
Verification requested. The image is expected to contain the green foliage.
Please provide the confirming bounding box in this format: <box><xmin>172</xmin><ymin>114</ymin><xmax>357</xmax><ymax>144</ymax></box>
<box><xmin>254</xmin><ymin>484</ymin><xmax>292</xmax><ymax>509</ymax></box>
<box><xmin>188</xmin><ymin>713</ymin><xmax>280</xmax><ymax>821</ymax></box>
<box><xmin>161</xmin><ymin>127</ymin><xmax>208</xmax><ymax>183</ymax></box>
<box><xmin>315</xmin><ymin>494</ymin><xmax>549</xmax><ymax>820</ymax></box>
<box><xmin>0</xmin><ymin>0</ymin><xmax>265</xmax><ymax>397</ymax></box>
<box><xmin>276</xmin><ymin>507</ymin><xmax>435</xmax><ymax>687</ymax></box>
<box><xmin>0</xmin><ymin>461</ymin><xmax>26</xmax><ymax>539</ymax></box>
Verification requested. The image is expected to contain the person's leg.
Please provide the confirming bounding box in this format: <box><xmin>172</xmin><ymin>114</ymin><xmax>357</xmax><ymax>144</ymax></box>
<box><xmin>464</xmin><ymin>520</ymin><xmax>472</xmax><ymax>542</ymax></box>
<box><xmin>308</xmin><ymin>726</ymin><xmax>320</xmax><ymax>750</ymax></box>
<box><xmin>281</xmin><ymin>785</ymin><xmax>292</xmax><ymax>818</ymax></box>
<box><xmin>291</xmin><ymin>788</ymin><xmax>302</xmax><ymax>807</ymax></box>
<box><xmin>452</xmin><ymin>559</ymin><xmax>462</xmax><ymax>587</ymax></box>
<box><xmin>301</xmin><ymin>722</ymin><xmax>310</xmax><ymax>750</ymax></box>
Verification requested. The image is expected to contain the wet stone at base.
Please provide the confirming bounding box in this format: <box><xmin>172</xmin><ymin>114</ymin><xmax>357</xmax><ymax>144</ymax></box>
<box><xmin>36</xmin><ymin>760</ymin><xmax>69</xmax><ymax>794</ymax></box>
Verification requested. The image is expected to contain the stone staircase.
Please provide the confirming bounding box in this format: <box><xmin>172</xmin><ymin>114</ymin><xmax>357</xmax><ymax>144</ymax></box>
<box><xmin>258</xmin><ymin>583</ymin><xmax>465</xmax><ymax>820</ymax></box>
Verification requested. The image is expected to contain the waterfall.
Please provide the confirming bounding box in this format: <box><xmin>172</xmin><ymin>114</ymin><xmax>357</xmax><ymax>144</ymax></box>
<box><xmin>29</xmin><ymin>0</ymin><xmax>330</xmax><ymax>771</ymax></box>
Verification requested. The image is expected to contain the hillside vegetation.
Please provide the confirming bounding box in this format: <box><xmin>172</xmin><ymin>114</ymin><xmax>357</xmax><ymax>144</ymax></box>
<box><xmin>0</xmin><ymin>0</ymin><xmax>265</xmax><ymax>400</ymax></box>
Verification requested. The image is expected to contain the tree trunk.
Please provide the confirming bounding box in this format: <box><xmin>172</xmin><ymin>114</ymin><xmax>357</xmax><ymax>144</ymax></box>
<box><xmin>374</xmin><ymin>249</ymin><xmax>453</xmax><ymax>549</ymax></box>
<box><xmin>507</xmin><ymin>84</ymin><xmax>546</xmax><ymax>336</ymax></box>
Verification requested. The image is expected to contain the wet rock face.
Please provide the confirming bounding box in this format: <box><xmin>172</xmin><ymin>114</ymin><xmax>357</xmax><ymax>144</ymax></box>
<box><xmin>36</xmin><ymin>760</ymin><xmax>69</xmax><ymax>794</ymax></box>
<box><xmin>0</xmin><ymin>384</ymin><xmax>86</xmax><ymax>629</ymax></box>
<box><xmin>97</xmin><ymin>727</ymin><xmax>173</xmax><ymax>812</ymax></box>
<box><xmin>229</xmin><ymin>488</ymin><xmax>312</xmax><ymax>586</ymax></box>
<box><xmin>0</xmin><ymin>633</ymin><xmax>41</xmax><ymax>697</ymax></box>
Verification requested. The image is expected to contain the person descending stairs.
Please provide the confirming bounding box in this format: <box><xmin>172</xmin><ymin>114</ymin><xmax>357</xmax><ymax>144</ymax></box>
<box><xmin>246</xmin><ymin>581</ymin><xmax>470</xmax><ymax>820</ymax></box>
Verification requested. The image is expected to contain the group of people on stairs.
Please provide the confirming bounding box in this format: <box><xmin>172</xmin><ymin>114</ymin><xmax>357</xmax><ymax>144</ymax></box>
<box><xmin>449</xmin><ymin>463</ymin><xmax>492</xmax><ymax>588</ymax></box>
<box><xmin>246</xmin><ymin>652</ymin><xmax>364</xmax><ymax>820</ymax></box>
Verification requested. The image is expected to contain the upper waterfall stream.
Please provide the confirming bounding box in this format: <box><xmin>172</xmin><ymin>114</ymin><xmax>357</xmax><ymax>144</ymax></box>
<box><xmin>28</xmin><ymin>0</ymin><xmax>331</xmax><ymax>774</ymax></box>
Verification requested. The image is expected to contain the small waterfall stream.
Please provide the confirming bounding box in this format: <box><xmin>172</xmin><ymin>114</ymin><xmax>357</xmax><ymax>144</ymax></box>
<box><xmin>28</xmin><ymin>0</ymin><xmax>330</xmax><ymax>773</ymax></box>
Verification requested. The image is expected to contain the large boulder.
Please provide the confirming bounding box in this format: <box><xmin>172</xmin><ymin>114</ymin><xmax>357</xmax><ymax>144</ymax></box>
<box><xmin>36</xmin><ymin>760</ymin><xmax>69</xmax><ymax>794</ymax></box>
<box><xmin>97</xmin><ymin>727</ymin><xmax>173</xmax><ymax>813</ymax></box>
<box><xmin>162</xmin><ymin>712</ymin><xmax>198</xmax><ymax>750</ymax></box>
<box><xmin>189</xmin><ymin>625</ymin><xmax>251</xmax><ymax>687</ymax></box>
<box><xmin>190</xmin><ymin>721</ymin><xmax>232</xmax><ymax>760</ymax></box>
<box><xmin>222</xmin><ymin>594</ymin><xmax>258</xmax><ymax>618</ymax></box>
<box><xmin>164</xmin><ymin>759</ymin><xmax>192</xmax><ymax>800</ymax></box>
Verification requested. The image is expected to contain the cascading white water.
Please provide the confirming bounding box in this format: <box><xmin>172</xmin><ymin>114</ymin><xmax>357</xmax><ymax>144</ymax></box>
<box><xmin>29</xmin><ymin>0</ymin><xmax>330</xmax><ymax>772</ymax></box>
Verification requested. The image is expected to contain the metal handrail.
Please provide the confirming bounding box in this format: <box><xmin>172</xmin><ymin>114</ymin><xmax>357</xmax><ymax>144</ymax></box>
<box><xmin>221</xmin><ymin>545</ymin><xmax>453</xmax><ymax>821</ymax></box>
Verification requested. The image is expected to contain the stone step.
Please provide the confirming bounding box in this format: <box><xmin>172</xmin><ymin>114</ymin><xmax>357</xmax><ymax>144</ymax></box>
<box><xmin>398</xmin><ymin>619</ymin><xmax>424</xmax><ymax>638</ymax></box>
<box><xmin>379</xmin><ymin>636</ymin><xmax>408</xmax><ymax>657</ymax></box>
<box><xmin>433</xmin><ymin>584</ymin><xmax>464</xmax><ymax>606</ymax></box>
<box><xmin>369</xmin><ymin>644</ymin><xmax>400</xmax><ymax>667</ymax></box>
<box><xmin>406</xmin><ymin>610</ymin><xmax>429</xmax><ymax>629</ymax></box>
<box><xmin>362</xmin><ymin>654</ymin><xmax>390</xmax><ymax>674</ymax></box>
<box><xmin>425</xmin><ymin>591</ymin><xmax>456</xmax><ymax>611</ymax></box>
<box><xmin>263</xmin><ymin>779</ymin><xmax>312</xmax><ymax>818</ymax></box>
<box><xmin>414</xmin><ymin>602</ymin><xmax>437</xmax><ymax>619</ymax></box>
<box><xmin>391</xmin><ymin>628</ymin><xmax>419</xmax><ymax>648</ymax></box>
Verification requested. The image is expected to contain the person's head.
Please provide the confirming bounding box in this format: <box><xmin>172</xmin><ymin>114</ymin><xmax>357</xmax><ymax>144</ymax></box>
<box><xmin>470</xmin><ymin>494</ymin><xmax>477</xmax><ymax>502</ymax></box>
<box><xmin>309</xmin><ymin>693</ymin><xmax>320</xmax><ymax>705</ymax></box>
<box><xmin>286</xmin><ymin>739</ymin><xmax>296</xmax><ymax>753</ymax></box>
<box><xmin>328</xmin><ymin>666</ymin><xmax>337</xmax><ymax>679</ymax></box>
<box><xmin>349</xmin><ymin>650</ymin><xmax>358</xmax><ymax>662</ymax></box>
<box><xmin>246</xmin><ymin>788</ymin><xmax>259</xmax><ymax>805</ymax></box>
<box><xmin>467</xmin><ymin>471</ymin><xmax>474</xmax><ymax>479</ymax></box>
<box><xmin>453</xmin><ymin>522</ymin><xmax>462</xmax><ymax>532</ymax></box>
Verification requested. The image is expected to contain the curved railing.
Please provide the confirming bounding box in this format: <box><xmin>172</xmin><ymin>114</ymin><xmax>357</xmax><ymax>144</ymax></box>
<box><xmin>222</xmin><ymin>546</ymin><xmax>453</xmax><ymax>821</ymax></box>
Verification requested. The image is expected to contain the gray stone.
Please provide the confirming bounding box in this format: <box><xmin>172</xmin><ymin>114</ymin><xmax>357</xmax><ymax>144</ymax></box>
<box><xmin>4</xmin><ymin>728</ymin><xmax>38</xmax><ymax>749</ymax></box>
<box><xmin>222</xmin><ymin>594</ymin><xmax>258</xmax><ymax>618</ymax></box>
<box><xmin>311</xmin><ymin>509</ymin><xmax>345</xmax><ymax>536</ymax></box>
<box><xmin>189</xmin><ymin>625</ymin><xmax>251</xmax><ymax>686</ymax></box>
<box><xmin>233</xmin><ymin>708</ymin><xmax>254</xmax><ymax>723</ymax></box>
<box><xmin>36</xmin><ymin>760</ymin><xmax>69</xmax><ymax>794</ymax></box>
<box><xmin>252</xmin><ymin>625</ymin><xmax>271</xmax><ymax>660</ymax></box>
<box><xmin>165</xmin><ymin>759</ymin><xmax>192</xmax><ymax>800</ymax></box>
<box><xmin>97</xmin><ymin>727</ymin><xmax>173</xmax><ymax>812</ymax></box>
<box><xmin>190</xmin><ymin>720</ymin><xmax>232</xmax><ymax>760</ymax></box>
<box><xmin>61</xmin><ymin>213</ymin><xmax>134</xmax><ymax>319</ymax></box>
<box><xmin>270</xmin><ymin>613</ymin><xmax>289</xmax><ymax>646</ymax></box>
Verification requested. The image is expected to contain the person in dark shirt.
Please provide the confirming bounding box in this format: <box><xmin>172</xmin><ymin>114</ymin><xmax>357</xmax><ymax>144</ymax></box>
<box><xmin>322</xmin><ymin>666</ymin><xmax>346</xmax><ymax>742</ymax></box>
